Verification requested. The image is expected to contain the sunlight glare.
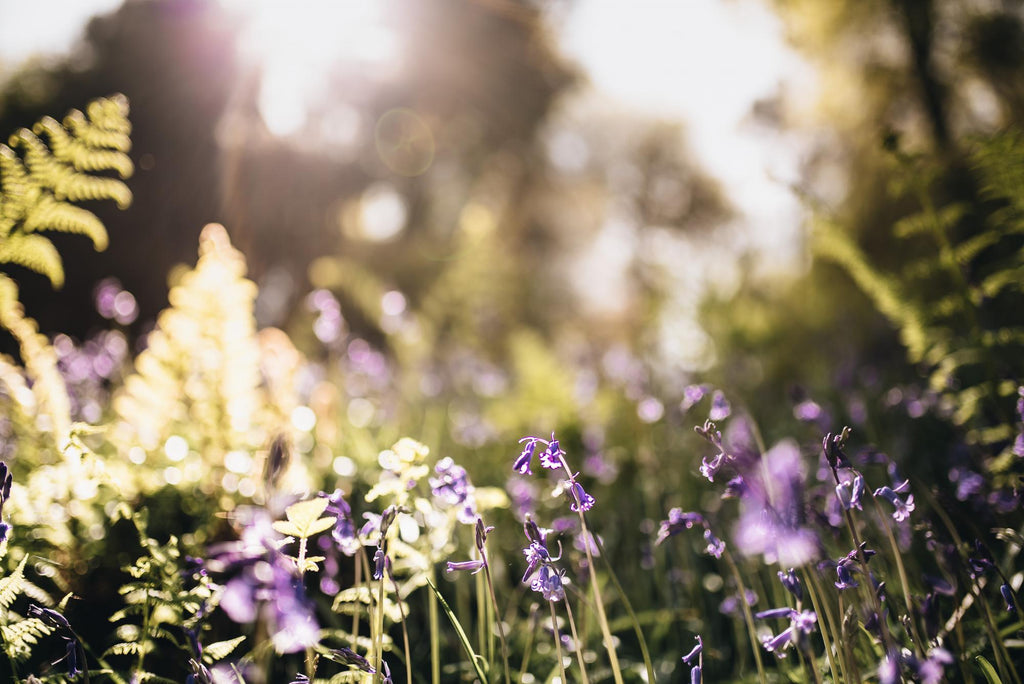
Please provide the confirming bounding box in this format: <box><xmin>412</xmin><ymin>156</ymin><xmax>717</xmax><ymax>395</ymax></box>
<box><xmin>219</xmin><ymin>0</ymin><xmax>400</xmax><ymax>137</ymax></box>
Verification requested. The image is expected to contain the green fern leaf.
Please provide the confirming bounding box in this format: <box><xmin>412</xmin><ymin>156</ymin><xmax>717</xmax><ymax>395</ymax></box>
<box><xmin>202</xmin><ymin>636</ymin><xmax>246</xmax><ymax>662</ymax></box>
<box><xmin>0</xmin><ymin>555</ymin><xmax>29</xmax><ymax>610</ymax></box>
<box><xmin>0</xmin><ymin>233</ymin><xmax>63</xmax><ymax>287</ymax></box>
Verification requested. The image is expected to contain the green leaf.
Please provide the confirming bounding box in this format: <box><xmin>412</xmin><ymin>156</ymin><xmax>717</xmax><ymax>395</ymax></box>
<box><xmin>203</xmin><ymin>635</ymin><xmax>246</xmax><ymax>663</ymax></box>
<box><xmin>975</xmin><ymin>655</ymin><xmax>1004</xmax><ymax>684</ymax></box>
<box><xmin>275</xmin><ymin>498</ymin><xmax>336</xmax><ymax>539</ymax></box>
<box><xmin>425</xmin><ymin>577</ymin><xmax>488</xmax><ymax>684</ymax></box>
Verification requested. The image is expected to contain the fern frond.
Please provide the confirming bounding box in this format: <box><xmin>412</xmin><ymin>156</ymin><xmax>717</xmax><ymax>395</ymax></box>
<box><xmin>0</xmin><ymin>232</ymin><xmax>64</xmax><ymax>287</ymax></box>
<box><xmin>103</xmin><ymin>641</ymin><xmax>154</xmax><ymax>657</ymax></box>
<box><xmin>202</xmin><ymin>635</ymin><xmax>245</xmax><ymax>662</ymax></box>
<box><xmin>23</xmin><ymin>194</ymin><xmax>109</xmax><ymax>250</ymax></box>
<box><xmin>0</xmin><ymin>555</ymin><xmax>29</xmax><ymax>610</ymax></box>
<box><xmin>0</xmin><ymin>95</ymin><xmax>131</xmax><ymax>286</ymax></box>
<box><xmin>0</xmin><ymin>617</ymin><xmax>53</xmax><ymax>661</ymax></box>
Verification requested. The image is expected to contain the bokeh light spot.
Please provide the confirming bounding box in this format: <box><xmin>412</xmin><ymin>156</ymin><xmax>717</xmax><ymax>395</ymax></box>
<box><xmin>375</xmin><ymin>108</ymin><xmax>435</xmax><ymax>176</ymax></box>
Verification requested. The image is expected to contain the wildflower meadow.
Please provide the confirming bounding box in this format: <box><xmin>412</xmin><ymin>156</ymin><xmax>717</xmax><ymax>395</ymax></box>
<box><xmin>0</xmin><ymin>2</ymin><xmax>1023</xmax><ymax>683</ymax></box>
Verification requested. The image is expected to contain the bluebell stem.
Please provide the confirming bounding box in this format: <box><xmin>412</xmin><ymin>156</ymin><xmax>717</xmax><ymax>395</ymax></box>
<box><xmin>873</xmin><ymin>485</ymin><xmax>915</xmax><ymax>522</ymax></box>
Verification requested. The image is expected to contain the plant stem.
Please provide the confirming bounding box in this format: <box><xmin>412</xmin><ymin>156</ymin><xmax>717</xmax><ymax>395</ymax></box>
<box><xmin>428</xmin><ymin>569</ymin><xmax>440</xmax><ymax>684</ymax></box>
<box><xmin>482</xmin><ymin>560</ymin><xmax>511</xmax><ymax>684</ymax></box>
<box><xmin>802</xmin><ymin>567</ymin><xmax>843</xmax><ymax>684</ymax></box>
<box><xmin>574</xmin><ymin>504</ymin><xmax>623</xmax><ymax>684</ymax></box>
<box><xmin>550</xmin><ymin>602</ymin><xmax>568</xmax><ymax>684</ymax></box>
<box><xmin>563</xmin><ymin>598</ymin><xmax>591</xmax><ymax>684</ymax></box>
<box><xmin>723</xmin><ymin>549</ymin><xmax>768</xmax><ymax>684</ymax></box>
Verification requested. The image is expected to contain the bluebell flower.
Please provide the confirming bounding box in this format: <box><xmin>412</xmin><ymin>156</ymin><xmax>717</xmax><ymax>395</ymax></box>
<box><xmin>188</xmin><ymin>658</ymin><xmax>214</xmax><ymax>684</ymax></box>
<box><xmin>912</xmin><ymin>648</ymin><xmax>953</xmax><ymax>684</ymax></box>
<box><xmin>539</xmin><ymin>434</ymin><xmax>565</xmax><ymax>470</ymax></box>
<box><xmin>682</xmin><ymin>635</ymin><xmax>703</xmax><ymax>684</ymax></box>
<box><xmin>873</xmin><ymin>486</ymin><xmax>915</xmax><ymax>522</ymax></box>
<box><xmin>723</xmin><ymin>475</ymin><xmax>747</xmax><ymax>498</ymax></box>
<box><xmin>430</xmin><ymin>456</ymin><xmax>478</xmax><ymax>524</ymax></box>
<box><xmin>681</xmin><ymin>384</ymin><xmax>709</xmax><ymax>411</ymax></box>
<box><xmin>655</xmin><ymin>509</ymin><xmax>705</xmax><ymax>545</ymax></box>
<box><xmin>1001</xmin><ymin>584</ymin><xmax>1016</xmax><ymax>613</ymax></box>
<box><xmin>372</xmin><ymin>547</ymin><xmax>386</xmax><ymax>580</ymax></box>
<box><xmin>569</xmin><ymin>481</ymin><xmax>595</xmax><ymax>512</ymax></box>
<box><xmin>681</xmin><ymin>635</ymin><xmax>702</xmax><ymax>664</ymax></box>
<box><xmin>836</xmin><ymin>472</ymin><xmax>865</xmax><ymax>510</ymax></box>
<box><xmin>323</xmin><ymin>489</ymin><xmax>360</xmax><ymax>556</ymax></box>
<box><xmin>699</xmin><ymin>452</ymin><xmax>726</xmax><ymax>483</ymax></box>
<box><xmin>514</xmin><ymin>440</ymin><xmax>537</xmax><ymax>475</ymax></box>
<box><xmin>446</xmin><ymin>559</ymin><xmax>486</xmax><ymax>574</ymax></box>
<box><xmin>755</xmin><ymin>608</ymin><xmax>817</xmax><ymax>657</ymax></box>
<box><xmin>326</xmin><ymin>646</ymin><xmax>376</xmax><ymax>673</ymax></box>
<box><xmin>703</xmin><ymin>528</ymin><xmax>725</xmax><ymax>558</ymax></box>
<box><xmin>709</xmin><ymin>390</ymin><xmax>731</xmax><ymax>421</ymax></box>
<box><xmin>822</xmin><ymin>428</ymin><xmax>852</xmax><ymax>470</ymax></box>
<box><xmin>778</xmin><ymin>568</ymin><xmax>802</xmax><ymax>601</ymax></box>
<box><xmin>532</xmin><ymin>565</ymin><xmax>566</xmax><ymax>602</ymax></box>
<box><xmin>835</xmin><ymin>563</ymin><xmax>859</xmax><ymax>590</ymax></box>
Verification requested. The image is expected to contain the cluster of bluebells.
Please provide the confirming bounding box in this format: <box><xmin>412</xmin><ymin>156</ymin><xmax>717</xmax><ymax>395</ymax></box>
<box><xmin>429</xmin><ymin>456</ymin><xmax>477</xmax><ymax>524</ymax></box>
<box><xmin>520</xmin><ymin>517</ymin><xmax>567</xmax><ymax>602</ymax></box>
<box><xmin>513</xmin><ymin>434</ymin><xmax>594</xmax><ymax>513</ymax></box>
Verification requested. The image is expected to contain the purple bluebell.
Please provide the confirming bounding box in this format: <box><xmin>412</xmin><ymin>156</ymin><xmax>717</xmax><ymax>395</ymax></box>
<box><xmin>699</xmin><ymin>452</ymin><xmax>726</xmax><ymax>483</ymax></box>
<box><xmin>323</xmin><ymin>490</ymin><xmax>360</xmax><ymax>556</ymax></box>
<box><xmin>723</xmin><ymin>475</ymin><xmax>747</xmax><ymax>498</ymax></box>
<box><xmin>1001</xmin><ymin>583</ymin><xmax>1016</xmax><ymax>613</ymax></box>
<box><xmin>873</xmin><ymin>486</ymin><xmax>915</xmax><ymax>522</ymax></box>
<box><xmin>682</xmin><ymin>635</ymin><xmax>703</xmax><ymax>684</ymax></box>
<box><xmin>756</xmin><ymin>608</ymin><xmax>817</xmax><ymax>657</ymax></box>
<box><xmin>912</xmin><ymin>648</ymin><xmax>953</xmax><ymax>684</ymax></box>
<box><xmin>513</xmin><ymin>440</ymin><xmax>537</xmax><ymax>475</ymax></box>
<box><xmin>834</xmin><ymin>563</ymin><xmax>859</xmax><ymax>590</ymax></box>
<box><xmin>372</xmin><ymin>548</ymin><xmax>386</xmax><ymax>580</ymax></box>
<box><xmin>539</xmin><ymin>435</ymin><xmax>565</xmax><ymax>470</ymax></box>
<box><xmin>655</xmin><ymin>509</ymin><xmax>705</xmax><ymax>545</ymax></box>
<box><xmin>326</xmin><ymin>646</ymin><xmax>376</xmax><ymax>673</ymax></box>
<box><xmin>835</xmin><ymin>472</ymin><xmax>865</xmax><ymax>510</ymax></box>
<box><xmin>822</xmin><ymin>428</ymin><xmax>852</xmax><ymax>470</ymax></box>
<box><xmin>681</xmin><ymin>384</ymin><xmax>709</xmax><ymax>411</ymax></box>
<box><xmin>446</xmin><ymin>559</ymin><xmax>486</xmax><ymax>575</ymax></box>
<box><xmin>778</xmin><ymin>568</ymin><xmax>802</xmax><ymax>601</ymax></box>
<box><xmin>703</xmin><ymin>528</ymin><xmax>725</xmax><ymax>558</ymax></box>
<box><xmin>709</xmin><ymin>391</ymin><xmax>731</xmax><ymax>421</ymax></box>
<box><xmin>430</xmin><ymin>457</ymin><xmax>477</xmax><ymax>524</ymax></box>
<box><xmin>569</xmin><ymin>481</ymin><xmax>595</xmax><ymax>512</ymax></box>
<box><xmin>532</xmin><ymin>565</ymin><xmax>566</xmax><ymax>602</ymax></box>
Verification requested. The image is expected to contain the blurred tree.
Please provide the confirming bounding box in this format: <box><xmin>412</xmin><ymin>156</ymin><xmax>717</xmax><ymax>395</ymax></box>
<box><xmin>700</xmin><ymin>0</ymin><xmax>1024</xmax><ymax>472</ymax></box>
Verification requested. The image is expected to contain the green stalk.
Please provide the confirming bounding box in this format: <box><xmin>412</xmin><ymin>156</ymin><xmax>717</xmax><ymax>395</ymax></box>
<box><xmin>518</xmin><ymin>603</ymin><xmax>540</xmax><ymax>683</ymax></box>
<box><xmin>550</xmin><ymin>602</ymin><xmax>568</xmax><ymax>684</ymax></box>
<box><xmin>482</xmin><ymin>560</ymin><xmax>512</xmax><ymax>684</ymax></box>
<box><xmin>592</xmin><ymin>532</ymin><xmax>656</xmax><ymax>683</ymax></box>
<box><xmin>428</xmin><ymin>570</ymin><xmax>440</xmax><ymax>684</ymax></box>
<box><xmin>723</xmin><ymin>549</ymin><xmax>769</xmax><ymax>684</ymax></box>
<box><xmin>563</xmin><ymin>598</ymin><xmax>591</xmax><ymax>684</ymax></box>
<box><xmin>802</xmin><ymin>567</ymin><xmax>843</xmax><ymax>684</ymax></box>
<box><xmin>870</xmin><ymin>497</ymin><xmax>926</xmax><ymax>657</ymax></box>
<box><xmin>387</xmin><ymin>566</ymin><xmax>413</xmax><ymax>684</ymax></box>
